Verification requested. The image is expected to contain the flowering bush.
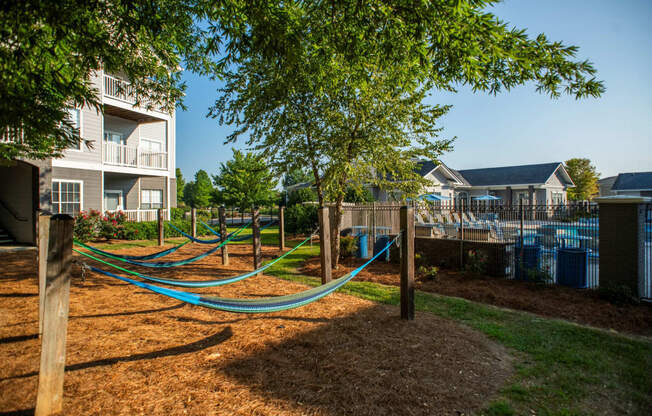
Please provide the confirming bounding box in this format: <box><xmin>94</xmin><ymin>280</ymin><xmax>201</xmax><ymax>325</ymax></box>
<box><xmin>73</xmin><ymin>210</ymin><xmax>102</xmax><ymax>242</ymax></box>
<box><xmin>99</xmin><ymin>211</ymin><xmax>127</xmax><ymax>240</ymax></box>
<box><xmin>464</xmin><ymin>249</ymin><xmax>488</xmax><ymax>275</ymax></box>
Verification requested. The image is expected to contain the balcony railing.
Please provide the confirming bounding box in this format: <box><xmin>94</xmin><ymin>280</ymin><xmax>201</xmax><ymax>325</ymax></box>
<box><xmin>103</xmin><ymin>142</ymin><xmax>167</xmax><ymax>170</ymax></box>
<box><xmin>106</xmin><ymin>209</ymin><xmax>166</xmax><ymax>222</ymax></box>
<box><xmin>103</xmin><ymin>74</ymin><xmax>137</xmax><ymax>104</ymax></box>
<box><xmin>0</xmin><ymin>127</ymin><xmax>23</xmax><ymax>144</ymax></box>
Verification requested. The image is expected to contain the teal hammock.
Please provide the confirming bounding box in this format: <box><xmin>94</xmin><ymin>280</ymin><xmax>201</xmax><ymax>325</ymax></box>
<box><xmin>74</xmin><ymin>233</ymin><xmax>314</xmax><ymax>287</ymax></box>
<box><xmin>178</xmin><ymin>220</ymin><xmax>276</xmax><ymax>243</ymax></box>
<box><xmin>74</xmin><ymin>222</ymin><xmax>248</xmax><ymax>268</ymax></box>
<box><xmin>80</xmin><ymin>235</ymin><xmax>398</xmax><ymax>313</ymax></box>
<box><xmin>81</xmin><ymin>240</ymin><xmax>191</xmax><ymax>261</ymax></box>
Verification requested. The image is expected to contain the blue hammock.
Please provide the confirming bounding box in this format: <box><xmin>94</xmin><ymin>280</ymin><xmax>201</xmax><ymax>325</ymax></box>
<box><xmin>83</xmin><ymin>235</ymin><xmax>397</xmax><ymax>313</ymax></box>
<box><xmin>74</xmin><ymin>222</ymin><xmax>249</xmax><ymax>268</ymax></box>
<box><xmin>173</xmin><ymin>220</ymin><xmax>276</xmax><ymax>244</ymax></box>
<box><xmin>74</xmin><ymin>233</ymin><xmax>314</xmax><ymax>287</ymax></box>
<box><xmin>81</xmin><ymin>240</ymin><xmax>191</xmax><ymax>261</ymax></box>
<box><xmin>167</xmin><ymin>222</ymin><xmax>226</xmax><ymax>244</ymax></box>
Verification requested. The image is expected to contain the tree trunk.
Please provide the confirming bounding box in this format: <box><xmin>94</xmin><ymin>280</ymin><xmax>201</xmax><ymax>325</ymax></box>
<box><xmin>330</xmin><ymin>197</ymin><xmax>343</xmax><ymax>269</ymax></box>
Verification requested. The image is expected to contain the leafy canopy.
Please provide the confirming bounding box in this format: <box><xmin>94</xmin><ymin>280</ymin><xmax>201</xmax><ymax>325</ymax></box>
<box><xmin>565</xmin><ymin>158</ymin><xmax>599</xmax><ymax>200</ymax></box>
<box><xmin>175</xmin><ymin>168</ymin><xmax>185</xmax><ymax>205</ymax></box>
<box><xmin>183</xmin><ymin>169</ymin><xmax>213</xmax><ymax>208</ymax></box>
<box><xmin>213</xmin><ymin>150</ymin><xmax>278</xmax><ymax>211</ymax></box>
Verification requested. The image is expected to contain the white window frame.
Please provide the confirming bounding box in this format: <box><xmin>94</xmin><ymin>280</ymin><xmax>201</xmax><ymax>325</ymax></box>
<box><xmin>104</xmin><ymin>130</ymin><xmax>125</xmax><ymax>145</ymax></box>
<box><xmin>66</xmin><ymin>108</ymin><xmax>83</xmax><ymax>151</ymax></box>
<box><xmin>140</xmin><ymin>137</ymin><xmax>163</xmax><ymax>153</ymax></box>
<box><xmin>52</xmin><ymin>179</ymin><xmax>84</xmax><ymax>215</ymax></box>
<box><xmin>141</xmin><ymin>189</ymin><xmax>163</xmax><ymax>209</ymax></box>
<box><xmin>103</xmin><ymin>189</ymin><xmax>124</xmax><ymax>211</ymax></box>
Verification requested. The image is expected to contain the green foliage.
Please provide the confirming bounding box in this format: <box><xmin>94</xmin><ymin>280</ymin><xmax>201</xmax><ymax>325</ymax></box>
<box><xmin>339</xmin><ymin>236</ymin><xmax>357</xmax><ymax>258</ymax></box>
<box><xmin>183</xmin><ymin>170</ymin><xmax>213</xmax><ymax>208</ymax></box>
<box><xmin>213</xmin><ymin>149</ymin><xmax>278</xmax><ymax>211</ymax></box>
<box><xmin>175</xmin><ymin>168</ymin><xmax>185</xmax><ymax>205</ymax></box>
<box><xmin>418</xmin><ymin>265</ymin><xmax>439</xmax><ymax>281</ymax></box>
<box><xmin>344</xmin><ymin>186</ymin><xmax>374</xmax><ymax>203</ymax></box>
<box><xmin>99</xmin><ymin>211</ymin><xmax>128</xmax><ymax>240</ymax></box>
<box><xmin>565</xmin><ymin>158</ymin><xmax>600</xmax><ymax>200</ymax></box>
<box><xmin>598</xmin><ymin>283</ymin><xmax>640</xmax><ymax>306</ymax></box>
<box><xmin>283</xmin><ymin>168</ymin><xmax>312</xmax><ymax>188</ymax></box>
<box><xmin>285</xmin><ymin>204</ymin><xmax>318</xmax><ymax>234</ymax></box>
<box><xmin>287</xmin><ymin>188</ymin><xmax>317</xmax><ymax>206</ymax></box>
<box><xmin>73</xmin><ymin>210</ymin><xmax>103</xmax><ymax>242</ymax></box>
<box><xmin>171</xmin><ymin>207</ymin><xmax>187</xmax><ymax>221</ymax></box>
<box><xmin>0</xmin><ymin>0</ymin><xmax>214</xmax><ymax>162</ymax></box>
<box><xmin>464</xmin><ymin>249</ymin><xmax>488</xmax><ymax>274</ymax></box>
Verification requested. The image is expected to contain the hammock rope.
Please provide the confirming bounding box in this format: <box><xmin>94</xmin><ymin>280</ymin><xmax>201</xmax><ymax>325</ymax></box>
<box><xmin>81</xmin><ymin>235</ymin><xmax>398</xmax><ymax>313</ymax></box>
<box><xmin>74</xmin><ymin>232</ymin><xmax>315</xmax><ymax>287</ymax></box>
<box><xmin>73</xmin><ymin>221</ymin><xmax>249</xmax><ymax>268</ymax></box>
<box><xmin>190</xmin><ymin>220</ymin><xmax>277</xmax><ymax>243</ymax></box>
<box><xmin>77</xmin><ymin>239</ymin><xmax>191</xmax><ymax>261</ymax></box>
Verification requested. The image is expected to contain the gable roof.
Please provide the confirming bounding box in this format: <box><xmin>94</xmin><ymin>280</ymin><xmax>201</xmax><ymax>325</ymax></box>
<box><xmin>611</xmin><ymin>172</ymin><xmax>652</xmax><ymax>191</ymax></box>
<box><xmin>456</xmin><ymin>162</ymin><xmax>568</xmax><ymax>187</ymax></box>
<box><xmin>415</xmin><ymin>160</ymin><xmax>438</xmax><ymax>177</ymax></box>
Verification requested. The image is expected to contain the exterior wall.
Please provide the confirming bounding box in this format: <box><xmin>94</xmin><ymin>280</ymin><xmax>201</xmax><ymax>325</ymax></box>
<box><xmin>104</xmin><ymin>175</ymin><xmax>139</xmax><ymax>210</ymax></box>
<box><xmin>140</xmin><ymin>176</ymin><xmax>168</xmax><ymax>208</ymax></box>
<box><xmin>104</xmin><ymin>115</ymin><xmax>139</xmax><ymax>147</ymax></box>
<box><xmin>60</xmin><ymin>105</ymin><xmax>103</xmax><ymax>164</ymax></box>
<box><xmin>170</xmin><ymin>178</ymin><xmax>177</xmax><ymax>208</ymax></box>
<box><xmin>51</xmin><ymin>167</ymin><xmax>102</xmax><ymax>212</ymax></box>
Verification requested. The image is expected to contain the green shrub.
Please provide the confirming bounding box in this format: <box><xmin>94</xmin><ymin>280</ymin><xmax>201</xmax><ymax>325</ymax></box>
<box><xmin>99</xmin><ymin>210</ymin><xmax>127</xmax><ymax>240</ymax></box>
<box><xmin>464</xmin><ymin>249</ymin><xmax>488</xmax><ymax>274</ymax></box>
<box><xmin>418</xmin><ymin>265</ymin><xmax>439</xmax><ymax>280</ymax></box>
<box><xmin>171</xmin><ymin>207</ymin><xmax>187</xmax><ymax>220</ymax></box>
<box><xmin>340</xmin><ymin>236</ymin><xmax>357</xmax><ymax>258</ymax></box>
<box><xmin>598</xmin><ymin>283</ymin><xmax>640</xmax><ymax>306</ymax></box>
<box><xmin>285</xmin><ymin>204</ymin><xmax>318</xmax><ymax>234</ymax></box>
<box><xmin>73</xmin><ymin>210</ymin><xmax>102</xmax><ymax>242</ymax></box>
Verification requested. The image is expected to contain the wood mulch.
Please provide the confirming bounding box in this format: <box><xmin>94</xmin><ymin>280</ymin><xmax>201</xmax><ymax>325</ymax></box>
<box><xmin>301</xmin><ymin>256</ymin><xmax>652</xmax><ymax>337</ymax></box>
<box><xmin>0</xmin><ymin>242</ymin><xmax>512</xmax><ymax>416</ymax></box>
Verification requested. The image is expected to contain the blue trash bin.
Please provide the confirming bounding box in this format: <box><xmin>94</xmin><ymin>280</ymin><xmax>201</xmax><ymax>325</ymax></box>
<box><xmin>357</xmin><ymin>233</ymin><xmax>369</xmax><ymax>259</ymax></box>
<box><xmin>373</xmin><ymin>235</ymin><xmax>390</xmax><ymax>262</ymax></box>
<box><xmin>556</xmin><ymin>248</ymin><xmax>588</xmax><ymax>288</ymax></box>
<box><xmin>514</xmin><ymin>244</ymin><xmax>541</xmax><ymax>281</ymax></box>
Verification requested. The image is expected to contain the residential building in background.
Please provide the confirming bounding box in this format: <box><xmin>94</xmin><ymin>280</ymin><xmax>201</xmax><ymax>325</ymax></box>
<box><xmin>0</xmin><ymin>71</ymin><xmax>177</xmax><ymax>245</ymax></box>
<box><xmin>608</xmin><ymin>172</ymin><xmax>652</xmax><ymax>197</ymax></box>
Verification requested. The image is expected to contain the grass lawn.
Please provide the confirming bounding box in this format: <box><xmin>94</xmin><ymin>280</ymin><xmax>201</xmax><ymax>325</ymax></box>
<box><xmin>89</xmin><ymin>228</ymin><xmax>652</xmax><ymax>414</ymax></box>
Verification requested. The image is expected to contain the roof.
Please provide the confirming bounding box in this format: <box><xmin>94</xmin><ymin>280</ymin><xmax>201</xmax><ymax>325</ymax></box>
<box><xmin>415</xmin><ymin>160</ymin><xmax>438</xmax><ymax>177</ymax></box>
<box><xmin>611</xmin><ymin>172</ymin><xmax>652</xmax><ymax>191</ymax></box>
<box><xmin>456</xmin><ymin>162</ymin><xmax>568</xmax><ymax>187</ymax></box>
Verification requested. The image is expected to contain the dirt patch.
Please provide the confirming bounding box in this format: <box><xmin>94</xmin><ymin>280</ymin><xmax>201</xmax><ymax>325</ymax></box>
<box><xmin>301</xmin><ymin>256</ymin><xmax>652</xmax><ymax>337</ymax></box>
<box><xmin>0</xmin><ymin>242</ymin><xmax>511</xmax><ymax>416</ymax></box>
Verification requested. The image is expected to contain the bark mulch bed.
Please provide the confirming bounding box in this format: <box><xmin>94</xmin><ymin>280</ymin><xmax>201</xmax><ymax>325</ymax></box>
<box><xmin>1</xmin><ymin>242</ymin><xmax>512</xmax><ymax>416</ymax></box>
<box><xmin>301</xmin><ymin>256</ymin><xmax>652</xmax><ymax>337</ymax></box>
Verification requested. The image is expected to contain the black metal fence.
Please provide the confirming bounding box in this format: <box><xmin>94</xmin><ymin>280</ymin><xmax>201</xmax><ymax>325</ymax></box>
<box><xmin>414</xmin><ymin>201</ymin><xmax>600</xmax><ymax>288</ymax></box>
<box><xmin>643</xmin><ymin>204</ymin><xmax>652</xmax><ymax>299</ymax></box>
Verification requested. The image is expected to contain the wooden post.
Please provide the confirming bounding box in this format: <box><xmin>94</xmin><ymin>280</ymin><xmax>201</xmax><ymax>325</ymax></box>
<box><xmin>252</xmin><ymin>207</ymin><xmax>261</xmax><ymax>272</ymax></box>
<box><xmin>219</xmin><ymin>206</ymin><xmax>229</xmax><ymax>265</ymax></box>
<box><xmin>191</xmin><ymin>207</ymin><xmax>197</xmax><ymax>238</ymax></box>
<box><xmin>318</xmin><ymin>206</ymin><xmax>332</xmax><ymax>284</ymax></box>
<box><xmin>157</xmin><ymin>208</ymin><xmax>164</xmax><ymax>246</ymax></box>
<box><xmin>38</xmin><ymin>213</ymin><xmax>51</xmax><ymax>338</ymax></box>
<box><xmin>400</xmin><ymin>206</ymin><xmax>415</xmax><ymax>320</ymax></box>
<box><xmin>279</xmin><ymin>205</ymin><xmax>285</xmax><ymax>251</ymax></box>
<box><xmin>459</xmin><ymin>199</ymin><xmax>464</xmax><ymax>270</ymax></box>
<box><xmin>35</xmin><ymin>214</ymin><xmax>74</xmax><ymax>416</ymax></box>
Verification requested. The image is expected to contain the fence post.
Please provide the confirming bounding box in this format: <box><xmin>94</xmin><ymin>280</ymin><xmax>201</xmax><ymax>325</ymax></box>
<box><xmin>279</xmin><ymin>205</ymin><xmax>285</xmax><ymax>251</ymax></box>
<box><xmin>400</xmin><ymin>206</ymin><xmax>415</xmax><ymax>320</ymax></box>
<box><xmin>252</xmin><ymin>207</ymin><xmax>261</xmax><ymax>273</ymax></box>
<box><xmin>459</xmin><ymin>199</ymin><xmax>464</xmax><ymax>270</ymax></box>
<box><xmin>318</xmin><ymin>206</ymin><xmax>332</xmax><ymax>284</ymax></box>
<box><xmin>191</xmin><ymin>207</ymin><xmax>197</xmax><ymax>238</ymax></box>
<box><xmin>219</xmin><ymin>206</ymin><xmax>229</xmax><ymax>265</ymax></box>
<box><xmin>157</xmin><ymin>208</ymin><xmax>164</xmax><ymax>246</ymax></box>
<box><xmin>35</xmin><ymin>214</ymin><xmax>74</xmax><ymax>416</ymax></box>
<box><xmin>38</xmin><ymin>213</ymin><xmax>51</xmax><ymax>338</ymax></box>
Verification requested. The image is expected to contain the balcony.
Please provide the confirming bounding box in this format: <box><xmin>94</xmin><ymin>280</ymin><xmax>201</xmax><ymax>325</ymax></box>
<box><xmin>103</xmin><ymin>142</ymin><xmax>167</xmax><ymax>170</ymax></box>
<box><xmin>103</xmin><ymin>74</ymin><xmax>137</xmax><ymax>105</ymax></box>
<box><xmin>0</xmin><ymin>127</ymin><xmax>23</xmax><ymax>144</ymax></box>
<box><xmin>106</xmin><ymin>209</ymin><xmax>167</xmax><ymax>222</ymax></box>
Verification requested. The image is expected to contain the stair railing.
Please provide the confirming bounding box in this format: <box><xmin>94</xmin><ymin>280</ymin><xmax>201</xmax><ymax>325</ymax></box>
<box><xmin>0</xmin><ymin>197</ymin><xmax>29</xmax><ymax>222</ymax></box>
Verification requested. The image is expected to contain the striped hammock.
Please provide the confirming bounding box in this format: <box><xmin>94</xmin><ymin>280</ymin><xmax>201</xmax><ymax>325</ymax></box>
<box><xmin>73</xmin><ymin>222</ymin><xmax>248</xmax><ymax>268</ymax></box>
<box><xmin>74</xmin><ymin>233</ymin><xmax>313</xmax><ymax>287</ymax></box>
<box><xmin>80</xmin><ymin>235</ymin><xmax>397</xmax><ymax>313</ymax></box>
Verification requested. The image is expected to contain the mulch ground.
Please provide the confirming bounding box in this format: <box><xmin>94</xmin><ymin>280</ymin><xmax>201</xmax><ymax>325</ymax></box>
<box><xmin>0</xmin><ymin>241</ymin><xmax>512</xmax><ymax>416</ymax></box>
<box><xmin>301</xmin><ymin>256</ymin><xmax>652</xmax><ymax>337</ymax></box>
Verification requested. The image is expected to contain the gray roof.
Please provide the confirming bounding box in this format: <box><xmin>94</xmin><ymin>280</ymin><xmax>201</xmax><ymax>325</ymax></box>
<box><xmin>415</xmin><ymin>160</ymin><xmax>438</xmax><ymax>177</ymax></box>
<box><xmin>611</xmin><ymin>172</ymin><xmax>652</xmax><ymax>190</ymax></box>
<box><xmin>456</xmin><ymin>162</ymin><xmax>564</xmax><ymax>187</ymax></box>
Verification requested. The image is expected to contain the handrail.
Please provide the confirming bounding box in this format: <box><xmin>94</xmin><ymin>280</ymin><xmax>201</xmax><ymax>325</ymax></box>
<box><xmin>0</xmin><ymin>197</ymin><xmax>28</xmax><ymax>222</ymax></box>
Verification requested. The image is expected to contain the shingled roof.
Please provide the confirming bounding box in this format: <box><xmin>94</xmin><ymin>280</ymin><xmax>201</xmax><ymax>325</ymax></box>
<box><xmin>611</xmin><ymin>172</ymin><xmax>652</xmax><ymax>191</ymax></box>
<box><xmin>456</xmin><ymin>162</ymin><xmax>566</xmax><ymax>187</ymax></box>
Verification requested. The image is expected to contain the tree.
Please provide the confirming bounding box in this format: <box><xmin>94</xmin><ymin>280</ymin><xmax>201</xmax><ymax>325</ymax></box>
<box><xmin>213</xmin><ymin>1</ymin><xmax>603</xmax><ymax>267</ymax></box>
<box><xmin>213</xmin><ymin>150</ymin><xmax>278</xmax><ymax>211</ymax></box>
<box><xmin>175</xmin><ymin>168</ymin><xmax>186</xmax><ymax>205</ymax></box>
<box><xmin>283</xmin><ymin>168</ymin><xmax>313</xmax><ymax>188</ymax></box>
<box><xmin>183</xmin><ymin>169</ymin><xmax>213</xmax><ymax>208</ymax></box>
<box><xmin>344</xmin><ymin>186</ymin><xmax>374</xmax><ymax>203</ymax></box>
<box><xmin>565</xmin><ymin>158</ymin><xmax>599</xmax><ymax>200</ymax></box>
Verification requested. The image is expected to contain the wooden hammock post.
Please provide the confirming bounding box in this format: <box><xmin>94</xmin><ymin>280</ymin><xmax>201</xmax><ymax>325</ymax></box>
<box><xmin>219</xmin><ymin>206</ymin><xmax>229</xmax><ymax>265</ymax></box>
<box><xmin>252</xmin><ymin>207</ymin><xmax>262</xmax><ymax>273</ymax></box>
<box><xmin>279</xmin><ymin>205</ymin><xmax>285</xmax><ymax>251</ymax></box>
<box><xmin>318</xmin><ymin>206</ymin><xmax>332</xmax><ymax>284</ymax></box>
<box><xmin>35</xmin><ymin>214</ymin><xmax>74</xmax><ymax>416</ymax></box>
<box><xmin>157</xmin><ymin>208</ymin><xmax>164</xmax><ymax>246</ymax></box>
<box><xmin>400</xmin><ymin>206</ymin><xmax>415</xmax><ymax>320</ymax></box>
<box><xmin>191</xmin><ymin>207</ymin><xmax>197</xmax><ymax>238</ymax></box>
<box><xmin>38</xmin><ymin>212</ymin><xmax>51</xmax><ymax>338</ymax></box>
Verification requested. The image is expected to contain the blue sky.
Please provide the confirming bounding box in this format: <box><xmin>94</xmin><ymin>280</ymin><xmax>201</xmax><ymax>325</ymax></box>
<box><xmin>176</xmin><ymin>0</ymin><xmax>652</xmax><ymax>181</ymax></box>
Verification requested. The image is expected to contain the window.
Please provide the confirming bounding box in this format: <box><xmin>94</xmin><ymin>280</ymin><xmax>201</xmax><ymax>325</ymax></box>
<box><xmin>141</xmin><ymin>189</ymin><xmax>163</xmax><ymax>209</ymax></box>
<box><xmin>104</xmin><ymin>131</ymin><xmax>125</xmax><ymax>145</ymax></box>
<box><xmin>52</xmin><ymin>180</ymin><xmax>82</xmax><ymax>215</ymax></box>
<box><xmin>66</xmin><ymin>109</ymin><xmax>82</xmax><ymax>150</ymax></box>
<box><xmin>552</xmin><ymin>192</ymin><xmax>564</xmax><ymax>205</ymax></box>
<box><xmin>140</xmin><ymin>138</ymin><xmax>162</xmax><ymax>153</ymax></box>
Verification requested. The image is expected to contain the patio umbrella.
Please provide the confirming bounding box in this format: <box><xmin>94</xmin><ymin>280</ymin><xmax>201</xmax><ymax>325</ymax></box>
<box><xmin>472</xmin><ymin>195</ymin><xmax>501</xmax><ymax>201</ymax></box>
<box><xmin>418</xmin><ymin>194</ymin><xmax>451</xmax><ymax>201</ymax></box>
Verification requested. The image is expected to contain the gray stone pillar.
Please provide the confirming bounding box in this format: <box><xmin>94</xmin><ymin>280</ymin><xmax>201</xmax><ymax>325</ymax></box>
<box><xmin>596</xmin><ymin>196</ymin><xmax>651</xmax><ymax>298</ymax></box>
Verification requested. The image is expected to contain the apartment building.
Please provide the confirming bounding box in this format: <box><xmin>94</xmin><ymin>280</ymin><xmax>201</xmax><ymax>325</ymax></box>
<box><xmin>0</xmin><ymin>71</ymin><xmax>177</xmax><ymax>245</ymax></box>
